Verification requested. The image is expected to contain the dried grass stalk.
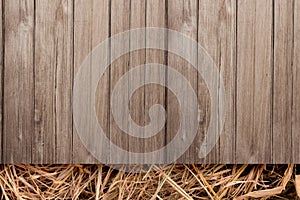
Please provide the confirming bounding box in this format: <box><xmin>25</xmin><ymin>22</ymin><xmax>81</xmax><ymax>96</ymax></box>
<box><xmin>0</xmin><ymin>164</ymin><xmax>297</xmax><ymax>199</ymax></box>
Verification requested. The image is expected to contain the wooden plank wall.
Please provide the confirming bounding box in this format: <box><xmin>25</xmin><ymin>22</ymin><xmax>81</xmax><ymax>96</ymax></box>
<box><xmin>0</xmin><ymin>0</ymin><xmax>299</xmax><ymax>163</ymax></box>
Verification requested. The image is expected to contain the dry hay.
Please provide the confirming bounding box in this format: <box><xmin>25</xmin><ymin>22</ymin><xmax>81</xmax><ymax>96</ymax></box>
<box><xmin>0</xmin><ymin>164</ymin><xmax>298</xmax><ymax>199</ymax></box>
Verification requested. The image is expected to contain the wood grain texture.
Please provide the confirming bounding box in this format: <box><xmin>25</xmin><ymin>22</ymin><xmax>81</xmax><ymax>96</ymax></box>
<box><xmin>293</xmin><ymin>0</ymin><xmax>300</xmax><ymax>163</ymax></box>
<box><xmin>236</xmin><ymin>0</ymin><xmax>273</xmax><ymax>163</ymax></box>
<box><xmin>273</xmin><ymin>0</ymin><xmax>294</xmax><ymax>163</ymax></box>
<box><xmin>167</xmin><ymin>0</ymin><xmax>198</xmax><ymax>163</ymax></box>
<box><xmin>73</xmin><ymin>0</ymin><xmax>109</xmax><ymax>163</ymax></box>
<box><xmin>3</xmin><ymin>0</ymin><xmax>34</xmax><ymax>163</ymax></box>
<box><xmin>145</xmin><ymin>0</ymin><xmax>166</xmax><ymax>163</ymax></box>
<box><xmin>217</xmin><ymin>0</ymin><xmax>236</xmax><ymax>163</ymax></box>
<box><xmin>1</xmin><ymin>0</ymin><xmax>300</xmax><ymax>163</ymax></box>
<box><xmin>0</xmin><ymin>0</ymin><xmax>2</xmax><ymax>163</ymax></box>
<box><xmin>33</xmin><ymin>0</ymin><xmax>73</xmax><ymax>163</ymax></box>
<box><xmin>109</xmin><ymin>0</ymin><xmax>130</xmax><ymax>164</ymax></box>
<box><xmin>197</xmin><ymin>0</ymin><xmax>236</xmax><ymax>163</ymax></box>
<box><xmin>128</xmin><ymin>0</ymin><xmax>146</xmax><ymax>163</ymax></box>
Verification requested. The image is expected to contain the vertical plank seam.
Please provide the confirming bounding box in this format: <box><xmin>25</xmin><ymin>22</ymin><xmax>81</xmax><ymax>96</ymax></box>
<box><xmin>233</xmin><ymin>0</ymin><xmax>237</xmax><ymax>162</ymax></box>
<box><xmin>54</xmin><ymin>36</ymin><xmax>58</xmax><ymax>163</ymax></box>
<box><xmin>218</xmin><ymin>23</ymin><xmax>221</xmax><ymax>162</ymax></box>
<box><xmin>291</xmin><ymin>0</ymin><xmax>295</xmax><ymax>163</ymax></box>
<box><xmin>108</xmin><ymin>0</ymin><xmax>112</xmax><ymax>164</ymax></box>
<box><xmin>90</xmin><ymin>0</ymin><xmax>94</xmax><ymax>163</ymax></box>
<box><xmin>164</xmin><ymin>0</ymin><xmax>168</xmax><ymax>162</ymax></box>
<box><xmin>196</xmin><ymin>0</ymin><xmax>199</xmax><ymax>163</ymax></box>
<box><xmin>144</xmin><ymin>0</ymin><xmax>147</xmax><ymax>150</ymax></box>
<box><xmin>31</xmin><ymin>0</ymin><xmax>36</xmax><ymax>163</ymax></box>
<box><xmin>142</xmin><ymin>0</ymin><xmax>147</xmax><ymax>162</ymax></box>
<box><xmin>1</xmin><ymin>0</ymin><xmax>4</xmax><ymax>163</ymax></box>
<box><xmin>234</xmin><ymin>0</ymin><xmax>238</xmax><ymax>163</ymax></box>
<box><xmin>71</xmin><ymin>0</ymin><xmax>75</xmax><ymax>164</ymax></box>
<box><xmin>252</xmin><ymin>3</ymin><xmax>256</xmax><ymax>146</ymax></box>
<box><xmin>128</xmin><ymin>0</ymin><xmax>131</xmax><ymax>156</ymax></box>
<box><xmin>271</xmin><ymin>0</ymin><xmax>275</xmax><ymax>163</ymax></box>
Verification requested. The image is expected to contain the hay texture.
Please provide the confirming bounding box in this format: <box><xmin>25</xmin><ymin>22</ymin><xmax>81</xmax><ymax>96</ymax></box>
<box><xmin>0</xmin><ymin>164</ymin><xmax>297</xmax><ymax>199</ymax></box>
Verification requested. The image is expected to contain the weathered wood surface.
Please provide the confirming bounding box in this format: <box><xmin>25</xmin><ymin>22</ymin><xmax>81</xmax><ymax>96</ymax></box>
<box><xmin>4</xmin><ymin>0</ymin><xmax>35</xmax><ymax>163</ymax></box>
<box><xmin>236</xmin><ymin>0</ymin><xmax>273</xmax><ymax>163</ymax></box>
<box><xmin>1</xmin><ymin>0</ymin><xmax>299</xmax><ymax>163</ymax></box>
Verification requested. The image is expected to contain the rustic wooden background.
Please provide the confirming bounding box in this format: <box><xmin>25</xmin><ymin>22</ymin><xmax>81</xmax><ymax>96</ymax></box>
<box><xmin>0</xmin><ymin>0</ymin><xmax>299</xmax><ymax>163</ymax></box>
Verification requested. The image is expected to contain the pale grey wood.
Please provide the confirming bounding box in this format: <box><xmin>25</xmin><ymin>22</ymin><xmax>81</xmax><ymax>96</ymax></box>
<box><xmin>293</xmin><ymin>0</ymin><xmax>300</xmax><ymax>163</ymax></box>
<box><xmin>236</xmin><ymin>0</ymin><xmax>273</xmax><ymax>163</ymax></box>
<box><xmin>128</xmin><ymin>0</ymin><xmax>146</xmax><ymax>163</ymax></box>
<box><xmin>2</xmin><ymin>0</ymin><xmax>300</xmax><ymax>164</ymax></box>
<box><xmin>0</xmin><ymin>0</ymin><xmax>2</xmax><ymax>163</ymax></box>
<box><xmin>197</xmin><ymin>0</ymin><xmax>236</xmax><ymax>163</ymax></box>
<box><xmin>167</xmin><ymin>0</ymin><xmax>198</xmax><ymax>163</ymax></box>
<box><xmin>33</xmin><ymin>0</ymin><xmax>73</xmax><ymax>163</ymax></box>
<box><xmin>109</xmin><ymin>0</ymin><xmax>130</xmax><ymax>164</ymax></box>
<box><xmin>73</xmin><ymin>0</ymin><xmax>110</xmax><ymax>163</ymax></box>
<box><xmin>273</xmin><ymin>0</ymin><xmax>294</xmax><ymax>163</ymax></box>
<box><xmin>3</xmin><ymin>0</ymin><xmax>34</xmax><ymax>163</ymax></box>
<box><xmin>144</xmin><ymin>0</ymin><xmax>166</xmax><ymax>163</ymax></box>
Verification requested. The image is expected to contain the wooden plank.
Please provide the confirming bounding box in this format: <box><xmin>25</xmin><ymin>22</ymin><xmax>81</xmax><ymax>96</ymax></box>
<box><xmin>0</xmin><ymin>0</ymin><xmax>2</xmax><ymax>163</ymax></box>
<box><xmin>293</xmin><ymin>0</ymin><xmax>300</xmax><ymax>162</ymax></box>
<box><xmin>73</xmin><ymin>0</ymin><xmax>109</xmax><ymax>163</ymax></box>
<box><xmin>216</xmin><ymin>0</ymin><xmax>236</xmax><ymax>163</ymax></box>
<box><xmin>3</xmin><ymin>0</ymin><xmax>34</xmax><ymax>163</ymax></box>
<box><xmin>167</xmin><ymin>0</ymin><xmax>198</xmax><ymax>163</ymax></box>
<box><xmin>128</xmin><ymin>0</ymin><xmax>146</xmax><ymax>163</ymax></box>
<box><xmin>33</xmin><ymin>0</ymin><xmax>73</xmax><ymax>163</ymax></box>
<box><xmin>145</xmin><ymin>0</ymin><xmax>166</xmax><ymax>163</ymax></box>
<box><xmin>273</xmin><ymin>0</ymin><xmax>294</xmax><ymax>163</ymax></box>
<box><xmin>109</xmin><ymin>0</ymin><xmax>130</xmax><ymax>164</ymax></box>
<box><xmin>197</xmin><ymin>0</ymin><xmax>236</xmax><ymax>163</ymax></box>
<box><xmin>236</xmin><ymin>0</ymin><xmax>273</xmax><ymax>163</ymax></box>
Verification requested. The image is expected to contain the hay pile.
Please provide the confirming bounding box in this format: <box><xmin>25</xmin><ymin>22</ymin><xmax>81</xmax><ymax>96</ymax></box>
<box><xmin>0</xmin><ymin>164</ymin><xmax>297</xmax><ymax>199</ymax></box>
